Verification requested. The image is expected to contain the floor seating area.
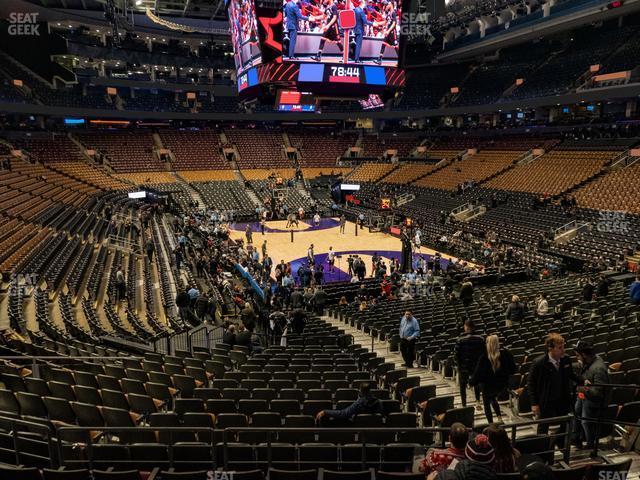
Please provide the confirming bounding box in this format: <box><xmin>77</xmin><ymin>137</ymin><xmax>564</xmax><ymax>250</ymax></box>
<box><xmin>250</xmin><ymin>180</ymin><xmax>314</xmax><ymax>212</ymax></box>
<box><xmin>191</xmin><ymin>181</ymin><xmax>256</xmax><ymax>216</ymax></box>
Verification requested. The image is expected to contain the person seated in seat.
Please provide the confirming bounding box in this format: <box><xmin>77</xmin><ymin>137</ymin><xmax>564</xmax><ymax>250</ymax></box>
<box><xmin>235</xmin><ymin>322</ymin><xmax>253</xmax><ymax>353</ymax></box>
<box><xmin>419</xmin><ymin>422</ymin><xmax>468</xmax><ymax>477</ymax></box>
<box><xmin>315</xmin><ymin>383</ymin><xmax>382</xmax><ymax>421</ymax></box>
<box><xmin>434</xmin><ymin>433</ymin><xmax>496</xmax><ymax>480</ymax></box>
<box><xmin>222</xmin><ymin>323</ymin><xmax>236</xmax><ymax>347</ymax></box>
<box><xmin>484</xmin><ymin>424</ymin><xmax>520</xmax><ymax>474</ymax></box>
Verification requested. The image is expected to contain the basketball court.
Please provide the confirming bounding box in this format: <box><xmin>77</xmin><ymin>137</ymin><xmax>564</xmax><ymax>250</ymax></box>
<box><xmin>228</xmin><ymin>218</ymin><xmax>476</xmax><ymax>282</ymax></box>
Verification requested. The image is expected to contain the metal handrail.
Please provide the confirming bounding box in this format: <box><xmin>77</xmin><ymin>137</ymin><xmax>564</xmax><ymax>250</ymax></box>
<box><xmin>0</xmin><ymin>415</ymin><xmax>56</xmax><ymax>468</ymax></box>
<box><xmin>53</xmin><ymin>423</ymin><xmax>567</xmax><ymax>471</ymax></box>
<box><xmin>451</xmin><ymin>203</ymin><xmax>472</xmax><ymax>215</ymax></box>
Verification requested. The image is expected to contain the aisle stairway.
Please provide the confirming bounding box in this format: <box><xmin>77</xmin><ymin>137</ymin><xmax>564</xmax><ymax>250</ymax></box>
<box><xmin>324</xmin><ymin>314</ymin><xmax>505</xmax><ymax>424</ymax></box>
<box><xmin>172</xmin><ymin>172</ymin><xmax>206</xmax><ymax>207</ymax></box>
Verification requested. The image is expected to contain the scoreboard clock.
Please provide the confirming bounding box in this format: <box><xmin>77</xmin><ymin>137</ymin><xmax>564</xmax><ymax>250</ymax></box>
<box><xmin>298</xmin><ymin>63</ymin><xmax>387</xmax><ymax>85</ymax></box>
<box><xmin>327</xmin><ymin>66</ymin><xmax>362</xmax><ymax>83</ymax></box>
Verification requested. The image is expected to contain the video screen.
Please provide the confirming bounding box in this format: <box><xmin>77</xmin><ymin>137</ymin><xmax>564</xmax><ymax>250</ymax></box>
<box><xmin>359</xmin><ymin>93</ymin><xmax>383</xmax><ymax>109</ymax></box>
<box><xmin>282</xmin><ymin>0</ymin><xmax>401</xmax><ymax>66</ymax></box>
<box><xmin>228</xmin><ymin>0</ymin><xmax>262</xmax><ymax>75</ymax></box>
<box><xmin>276</xmin><ymin>90</ymin><xmax>317</xmax><ymax>111</ymax></box>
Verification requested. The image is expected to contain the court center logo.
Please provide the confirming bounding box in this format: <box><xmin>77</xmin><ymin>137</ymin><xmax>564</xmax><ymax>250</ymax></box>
<box><xmin>596</xmin><ymin>210</ymin><xmax>629</xmax><ymax>234</ymax></box>
<box><xmin>7</xmin><ymin>12</ymin><xmax>40</xmax><ymax>36</ymax></box>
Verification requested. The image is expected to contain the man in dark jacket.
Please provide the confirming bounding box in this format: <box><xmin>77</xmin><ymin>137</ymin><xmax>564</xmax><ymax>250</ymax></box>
<box><xmin>595</xmin><ymin>274</ymin><xmax>610</xmax><ymax>298</ymax></box>
<box><xmin>505</xmin><ymin>295</ymin><xmax>525</xmax><ymax>327</ymax></box>
<box><xmin>290</xmin><ymin>287</ymin><xmax>304</xmax><ymax>309</ymax></box>
<box><xmin>573</xmin><ymin>341</ymin><xmax>610</xmax><ymax>449</ymax></box>
<box><xmin>316</xmin><ymin>383</ymin><xmax>382</xmax><ymax>421</ymax></box>
<box><xmin>454</xmin><ymin>319</ymin><xmax>485</xmax><ymax>407</ymax></box>
<box><xmin>235</xmin><ymin>323</ymin><xmax>253</xmax><ymax>353</ymax></box>
<box><xmin>290</xmin><ymin>308</ymin><xmax>307</xmax><ymax>335</ymax></box>
<box><xmin>195</xmin><ymin>293</ymin><xmax>209</xmax><ymax>321</ymax></box>
<box><xmin>459</xmin><ymin>278</ymin><xmax>474</xmax><ymax>307</ymax></box>
<box><xmin>581</xmin><ymin>278</ymin><xmax>595</xmax><ymax>302</ymax></box>
<box><xmin>528</xmin><ymin>333</ymin><xmax>579</xmax><ymax>445</ymax></box>
<box><xmin>145</xmin><ymin>239</ymin><xmax>154</xmax><ymax>261</ymax></box>
<box><xmin>176</xmin><ymin>288</ymin><xmax>191</xmax><ymax>324</ymax></box>
<box><xmin>303</xmin><ymin>288</ymin><xmax>315</xmax><ymax>312</ymax></box>
<box><xmin>222</xmin><ymin>323</ymin><xmax>236</xmax><ymax>347</ymax></box>
<box><xmin>313</xmin><ymin>286</ymin><xmax>328</xmax><ymax>315</ymax></box>
<box><xmin>240</xmin><ymin>302</ymin><xmax>257</xmax><ymax>331</ymax></box>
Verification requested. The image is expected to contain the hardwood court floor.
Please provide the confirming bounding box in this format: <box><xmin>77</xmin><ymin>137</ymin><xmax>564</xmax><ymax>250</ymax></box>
<box><xmin>228</xmin><ymin>219</ymin><xmax>476</xmax><ymax>280</ymax></box>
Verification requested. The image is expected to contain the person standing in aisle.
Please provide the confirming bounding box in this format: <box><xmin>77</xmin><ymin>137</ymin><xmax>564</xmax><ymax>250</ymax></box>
<box><xmin>454</xmin><ymin>319</ymin><xmax>485</xmax><ymax>407</ymax></box>
<box><xmin>399</xmin><ymin>310</ymin><xmax>420</xmax><ymax>368</ymax></box>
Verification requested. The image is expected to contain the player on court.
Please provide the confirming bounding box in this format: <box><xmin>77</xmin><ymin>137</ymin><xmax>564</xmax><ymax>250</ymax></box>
<box><xmin>307</xmin><ymin>244</ymin><xmax>315</xmax><ymax>266</ymax></box>
<box><xmin>374</xmin><ymin>1</ymin><xmax>398</xmax><ymax>64</ymax></box>
<box><xmin>327</xmin><ymin>246</ymin><xmax>336</xmax><ymax>272</ymax></box>
<box><xmin>286</xmin><ymin>212</ymin><xmax>299</xmax><ymax>228</ymax></box>
<box><xmin>311</xmin><ymin>0</ymin><xmax>344</xmax><ymax>62</ymax></box>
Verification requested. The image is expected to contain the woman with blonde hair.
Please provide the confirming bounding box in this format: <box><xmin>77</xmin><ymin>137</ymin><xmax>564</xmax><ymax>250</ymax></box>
<box><xmin>470</xmin><ymin>334</ymin><xmax>516</xmax><ymax>423</ymax></box>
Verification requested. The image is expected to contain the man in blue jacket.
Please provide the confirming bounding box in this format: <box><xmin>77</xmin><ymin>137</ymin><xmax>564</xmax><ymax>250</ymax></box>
<box><xmin>400</xmin><ymin>310</ymin><xmax>420</xmax><ymax>368</ymax></box>
<box><xmin>284</xmin><ymin>0</ymin><xmax>309</xmax><ymax>58</ymax></box>
<box><xmin>630</xmin><ymin>274</ymin><xmax>640</xmax><ymax>305</ymax></box>
<box><xmin>316</xmin><ymin>383</ymin><xmax>382</xmax><ymax>420</ymax></box>
<box><xmin>352</xmin><ymin>0</ymin><xmax>373</xmax><ymax>62</ymax></box>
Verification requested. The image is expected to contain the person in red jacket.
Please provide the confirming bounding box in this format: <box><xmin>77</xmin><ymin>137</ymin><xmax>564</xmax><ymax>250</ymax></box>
<box><xmin>419</xmin><ymin>422</ymin><xmax>468</xmax><ymax>476</ymax></box>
